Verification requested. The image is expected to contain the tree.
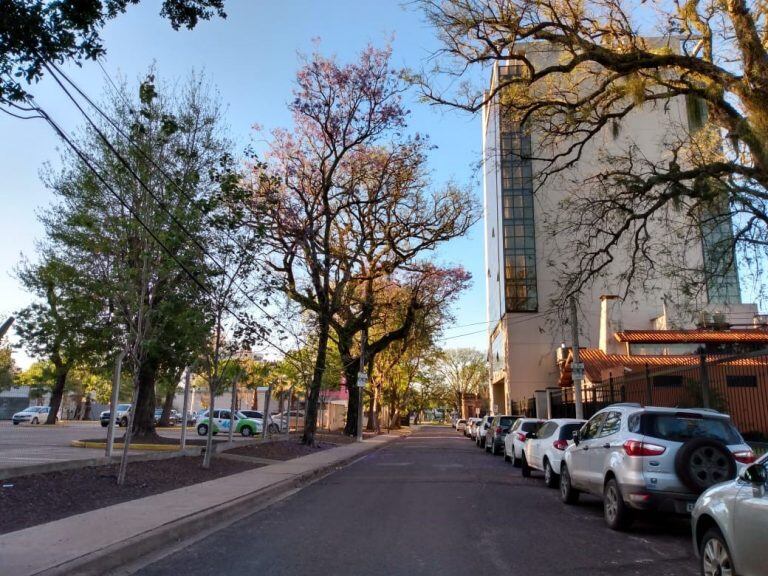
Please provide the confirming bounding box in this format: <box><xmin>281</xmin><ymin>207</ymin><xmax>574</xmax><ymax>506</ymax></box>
<box><xmin>39</xmin><ymin>72</ymin><xmax>232</xmax><ymax>438</ymax></box>
<box><xmin>432</xmin><ymin>348</ymin><xmax>487</xmax><ymax>418</ymax></box>
<box><xmin>0</xmin><ymin>0</ymin><xmax>225</xmax><ymax>105</ymax></box>
<box><xmin>15</xmin><ymin>255</ymin><xmax>109</xmax><ymax>423</ymax></box>
<box><xmin>418</xmin><ymin>0</ymin><xmax>768</xmax><ymax>305</ymax></box>
<box><xmin>250</xmin><ymin>46</ymin><xmax>415</xmax><ymax>445</ymax></box>
<box><xmin>0</xmin><ymin>338</ymin><xmax>16</xmax><ymax>392</ymax></box>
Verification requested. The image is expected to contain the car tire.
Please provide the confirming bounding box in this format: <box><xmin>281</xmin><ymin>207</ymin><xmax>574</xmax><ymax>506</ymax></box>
<box><xmin>544</xmin><ymin>459</ymin><xmax>558</xmax><ymax>489</ymax></box>
<box><xmin>197</xmin><ymin>424</ymin><xmax>208</xmax><ymax>436</ymax></box>
<box><xmin>700</xmin><ymin>528</ymin><xmax>733</xmax><ymax>576</ymax></box>
<box><xmin>101</xmin><ymin>421</ymin><xmax>108</xmax><ymax>428</ymax></box>
<box><xmin>485</xmin><ymin>440</ymin><xmax>492</xmax><ymax>453</ymax></box>
<box><xmin>603</xmin><ymin>478</ymin><xmax>633</xmax><ymax>531</ymax></box>
<box><xmin>504</xmin><ymin>450</ymin><xmax>511</xmax><ymax>463</ymax></box>
<box><xmin>512</xmin><ymin>448</ymin><xmax>521</xmax><ymax>468</ymax></box>
<box><xmin>268</xmin><ymin>423</ymin><xmax>280</xmax><ymax>434</ymax></box>
<box><xmin>241</xmin><ymin>426</ymin><xmax>253</xmax><ymax>437</ymax></box>
<box><xmin>12</xmin><ymin>421</ymin><xmax>19</xmax><ymax>425</ymax></box>
<box><xmin>675</xmin><ymin>438</ymin><xmax>736</xmax><ymax>494</ymax></box>
<box><xmin>31</xmin><ymin>418</ymin><xmax>39</xmax><ymax>425</ymax></box>
<box><xmin>560</xmin><ymin>464</ymin><xmax>579</xmax><ymax>504</ymax></box>
<box><xmin>120</xmin><ymin>417</ymin><xmax>128</xmax><ymax>428</ymax></box>
<box><xmin>521</xmin><ymin>453</ymin><xmax>531</xmax><ymax>477</ymax></box>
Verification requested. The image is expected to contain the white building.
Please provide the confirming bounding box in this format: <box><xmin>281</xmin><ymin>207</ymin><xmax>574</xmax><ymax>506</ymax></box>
<box><xmin>483</xmin><ymin>41</ymin><xmax>743</xmax><ymax>414</ymax></box>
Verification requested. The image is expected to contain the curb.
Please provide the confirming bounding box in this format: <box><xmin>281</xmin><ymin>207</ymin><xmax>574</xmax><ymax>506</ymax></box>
<box><xmin>70</xmin><ymin>440</ymin><xmax>184</xmax><ymax>452</ymax></box>
<box><xmin>34</xmin><ymin>435</ymin><xmax>401</xmax><ymax>576</ymax></box>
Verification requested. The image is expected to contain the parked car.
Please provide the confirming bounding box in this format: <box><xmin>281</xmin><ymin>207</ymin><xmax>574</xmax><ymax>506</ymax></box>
<box><xmin>99</xmin><ymin>404</ymin><xmax>132</xmax><ymax>427</ymax></box>
<box><xmin>475</xmin><ymin>415</ymin><xmax>494</xmax><ymax>448</ymax></box>
<box><xmin>240</xmin><ymin>410</ymin><xmax>280</xmax><ymax>433</ymax></box>
<box><xmin>12</xmin><ymin>406</ymin><xmax>52</xmax><ymax>425</ymax></box>
<box><xmin>521</xmin><ymin>418</ymin><xmax>585</xmax><ymax>487</ymax></box>
<box><xmin>692</xmin><ymin>453</ymin><xmax>767</xmax><ymax>576</ymax></box>
<box><xmin>504</xmin><ymin>418</ymin><xmax>545</xmax><ymax>466</ymax></box>
<box><xmin>466</xmin><ymin>417</ymin><xmax>482</xmax><ymax>438</ymax></box>
<box><xmin>196</xmin><ymin>409</ymin><xmax>263</xmax><ymax>437</ymax></box>
<box><xmin>455</xmin><ymin>418</ymin><xmax>468</xmax><ymax>433</ymax></box>
<box><xmin>176</xmin><ymin>410</ymin><xmax>197</xmax><ymax>426</ymax></box>
<box><xmin>153</xmin><ymin>408</ymin><xmax>178</xmax><ymax>427</ymax></box>
<box><xmin>485</xmin><ymin>415</ymin><xmax>522</xmax><ymax>455</ymax></box>
<box><xmin>559</xmin><ymin>404</ymin><xmax>755</xmax><ymax>530</ymax></box>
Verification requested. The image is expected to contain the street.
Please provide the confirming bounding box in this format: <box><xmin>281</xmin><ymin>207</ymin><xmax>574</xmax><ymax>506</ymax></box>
<box><xmin>138</xmin><ymin>425</ymin><xmax>697</xmax><ymax>576</ymax></box>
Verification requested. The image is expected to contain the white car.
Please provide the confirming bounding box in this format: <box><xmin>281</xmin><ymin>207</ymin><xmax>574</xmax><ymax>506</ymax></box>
<box><xmin>455</xmin><ymin>419</ymin><xmax>467</xmax><ymax>433</ymax></box>
<box><xmin>475</xmin><ymin>415</ymin><xmax>494</xmax><ymax>447</ymax></box>
<box><xmin>692</xmin><ymin>453</ymin><xmax>767</xmax><ymax>576</ymax></box>
<box><xmin>12</xmin><ymin>406</ymin><xmax>52</xmax><ymax>425</ymax></box>
<box><xmin>466</xmin><ymin>417</ymin><xmax>482</xmax><ymax>438</ymax></box>
<box><xmin>504</xmin><ymin>417</ymin><xmax>545</xmax><ymax>466</ymax></box>
<box><xmin>521</xmin><ymin>418</ymin><xmax>585</xmax><ymax>487</ymax></box>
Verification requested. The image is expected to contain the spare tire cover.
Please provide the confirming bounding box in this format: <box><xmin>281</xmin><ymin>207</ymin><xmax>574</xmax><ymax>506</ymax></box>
<box><xmin>674</xmin><ymin>437</ymin><xmax>737</xmax><ymax>494</ymax></box>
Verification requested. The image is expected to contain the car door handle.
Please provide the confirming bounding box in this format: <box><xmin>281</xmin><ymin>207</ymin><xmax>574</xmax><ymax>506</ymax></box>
<box><xmin>602</xmin><ymin>443</ymin><xmax>610</xmax><ymax>449</ymax></box>
<box><xmin>582</xmin><ymin>445</ymin><xmax>589</xmax><ymax>451</ymax></box>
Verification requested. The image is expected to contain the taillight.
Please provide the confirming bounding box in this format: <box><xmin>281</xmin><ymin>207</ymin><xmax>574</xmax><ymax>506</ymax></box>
<box><xmin>733</xmin><ymin>450</ymin><xmax>756</xmax><ymax>464</ymax></box>
<box><xmin>553</xmin><ymin>439</ymin><xmax>568</xmax><ymax>451</ymax></box>
<box><xmin>495</xmin><ymin>426</ymin><xmax>502</xmax><ymax>434</ymax></box>
<box><xmin>517</xmin><ymin>432</ymin><xmax>526</xmax><ymax>442</ymax></box>
<box><xmin>623</xmin><ymin>440</ymin><xmax>666</xmax><ymax>456</ymax></box>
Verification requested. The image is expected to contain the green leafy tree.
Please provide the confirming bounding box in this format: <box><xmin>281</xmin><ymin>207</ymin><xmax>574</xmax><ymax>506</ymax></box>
<box><xmin>0</xmin><ymin>338</ymin><xmax>16</xmax><ymax>392</ymax></box>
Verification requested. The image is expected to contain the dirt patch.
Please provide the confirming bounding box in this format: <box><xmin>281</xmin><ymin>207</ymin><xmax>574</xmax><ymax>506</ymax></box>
<box><xmin>80</xmin><ymin>435</ymin><xmax>216</xmax><ymax>446</ymax></box>
<box><xmin>0</xmin><ymin>456</ymin><xmax>261</xmax><ymax>535</ymax></box>
<box><xmin>224</xmin><ymin>440</ymin><xmax>335</xmax><ymax>460</ymax></box>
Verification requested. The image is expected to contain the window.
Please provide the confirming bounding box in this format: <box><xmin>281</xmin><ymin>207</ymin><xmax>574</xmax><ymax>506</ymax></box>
<box><xmin>537</xmin><ymin>422</ymin><xmax>557</xmax><ymax>439</ymax></box>
<box><xmin>520</xmin><ymin>420</ymin><xmax>543</xmax><ymax>432</ymax></box>
<box><xmin>642</xmin><ymin>413</ymin><xmax>741</xmax><ymax>444</ymax></box>
<box><xmin>726</xmin><ymin>375</ymin><xmax>757</xmax><ymax>388</ymax></box>
<box><xmin>581</xmin><ymin>413</ymin><xmax>607</xmax><ymax>440</ymax></box>
<box><xmin>653</xmin><ymin>375</ymin><xmax>683</xmax><ymax>388</ymax></box>
<box><xmin>598</xmin><ymin>412</ymin><xmax>622</xmax><ymax>437</ymax></box>
<box><xmin>558</xmin><ymin>423</ymin><xmax>582</xmax><ymax>440</ymax></box>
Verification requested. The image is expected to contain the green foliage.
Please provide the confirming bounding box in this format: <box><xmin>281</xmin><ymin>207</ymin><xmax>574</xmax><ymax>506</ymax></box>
<box><xmin>0</xmin><ymin>339</ymin><xmax>16</xmax><ymax>391</ymax></box>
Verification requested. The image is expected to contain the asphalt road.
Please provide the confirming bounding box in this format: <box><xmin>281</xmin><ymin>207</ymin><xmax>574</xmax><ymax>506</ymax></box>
<box><xmin>138</xmin><ymin>425</ymin><xmax>698</xmax><ymax>576</ymax></box>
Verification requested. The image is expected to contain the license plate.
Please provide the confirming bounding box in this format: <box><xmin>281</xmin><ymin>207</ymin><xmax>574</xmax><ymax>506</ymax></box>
<box><xmin>686</xmin><ymin>502</ymin><xmax>695</xmax><ymax>513</ymax></box>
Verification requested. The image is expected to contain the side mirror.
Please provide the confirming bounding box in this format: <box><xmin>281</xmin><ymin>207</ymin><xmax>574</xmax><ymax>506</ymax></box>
<box><xmin>572</xmin><ymin>430</ymin><xmax>580</xmax><ymax>446</ymax></box>
<box><xmin>526</xmin><ymin>431</ymin><xmax>536</xmax><ymax>440</ymax></box>
<box><xmin>742</xmin><ymin>463</ymin><xmax>767</xmax><ymax>485</ymax></box>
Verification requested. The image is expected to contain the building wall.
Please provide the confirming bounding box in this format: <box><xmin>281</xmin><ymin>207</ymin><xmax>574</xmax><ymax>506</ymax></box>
<box><xmin>483</xmin><ymin>41</ymin><xmax>726</xmax><ymax>410</ymax></box>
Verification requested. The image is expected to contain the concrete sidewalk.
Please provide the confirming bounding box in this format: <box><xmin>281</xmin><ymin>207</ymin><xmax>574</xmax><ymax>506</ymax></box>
<box><xmin>0</xmin><ymin>434</ymin><xmax>403</xmax><ymax>576</ymax></box>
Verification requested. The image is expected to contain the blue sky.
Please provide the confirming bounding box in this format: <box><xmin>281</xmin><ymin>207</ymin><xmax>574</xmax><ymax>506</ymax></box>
<box><xmin>0</xmin><ymin>1</ymin><xmax>489</xmax><ymax>367</ymax></box>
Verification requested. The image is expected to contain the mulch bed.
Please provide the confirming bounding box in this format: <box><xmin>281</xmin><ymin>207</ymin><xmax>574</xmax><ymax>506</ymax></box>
<box><xmin>80</xmin><ymin>434</ymin><xmax>216</xmax><ymax>446</ymax></box>
<box><xmin>224</xmin><ymin>439</ymin><xmax>335</xmax><ymax>460</ymax></box>
<box><xmin>0</xmin><ymin>456</ymin><xmax>262</xmax><ymax>535</ymax></box>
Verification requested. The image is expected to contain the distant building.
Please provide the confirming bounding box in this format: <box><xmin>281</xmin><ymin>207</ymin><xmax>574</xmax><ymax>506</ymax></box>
<box><xmin>482</xmin><ymin>41</ymin><xmax>743</xmax><ymax>414</ymax></box>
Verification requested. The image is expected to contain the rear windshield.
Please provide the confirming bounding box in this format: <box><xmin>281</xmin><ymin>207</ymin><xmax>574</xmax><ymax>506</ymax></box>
<box><xmin>520</xmin><ymin>421</ymin><xmax>541</xmax><ymax>432</ymax></box>
<box><xmin>558</xmin><ymin>423</ymin><xmax>582</xmax><ymax>440</ymax></box>
<box><xmin>499</xmin><ymin>417</ymin><xmax>517</xmax><ymax>426</ymax></box>
<box><xmin>641</xmin><ymin>413</ymin><xmax>742</xmax><ymax>444</ymax></box>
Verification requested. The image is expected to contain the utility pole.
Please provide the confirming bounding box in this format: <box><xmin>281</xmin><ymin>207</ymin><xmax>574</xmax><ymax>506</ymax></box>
<box><xmin>569</xmin><ymin>297</ymin><xmax>584</xmax><ymax>420</ymax></box>
<box><xmin>356</xmin><ymin>327</ymin><xmax>368</xmax><ymax>442</ymax></box>
<box><xmin>261</xmin><ymin>382</ymin><xmax>273</xmax><ymax>440</ymax></box>
<box><xmin>180</xmin><ymin>367</ymin><xmax>191</xmax><ymax>451</ymax></box>
<box><xmin>105</xmin><ymin>349</ymin><xmax>126</xmax><ymax>458</ymax></box>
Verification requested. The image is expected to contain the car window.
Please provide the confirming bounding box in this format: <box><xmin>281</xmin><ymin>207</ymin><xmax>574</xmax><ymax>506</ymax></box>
<box><xmin>642</xmin><ymin>413</ymin><xmax>742</xmax><ymax>444</ymax></box>
<box><xmin>537</xmin><ymin>422</ymin><xmax>557</xmax><ymax>439</ymax></box>
<box><xmin>519</xmin><ymin>421</ymin><xmax>540</xmax><ymax>433</ymax></box>
<box><xmin>220</xmin><ymin>410</ymin><xmax>231</xmax><ymax>419</ymax></box>
<box><xmin>510</xmin><ymin>420</ymin><xmax>521</xmax><ymax>432</ymax></box>
<box><xmin>598</xmin><ymin>412</ymin><xmax>621</xmax><ymax>437</ymax></box>
<box><xmin>499</xmin><ymin>416</ymin><xmax>516</xmax><ymax>427</ymax></box>
<box><xmin>559</xmin><ymin>423</ymin><xmax>582</xmax><ymax>440</ymax></box>
<box><xmin>581</xmin><ymin>413</ymin><xmax>607</xmax><ymax>440</ymax></box>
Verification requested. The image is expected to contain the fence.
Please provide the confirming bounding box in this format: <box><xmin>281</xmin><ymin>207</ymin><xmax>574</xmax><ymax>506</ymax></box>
<box><xmin>535</xmin><ymin>349</ymin><xmax>768</xmax><ymax>441</ymax></box>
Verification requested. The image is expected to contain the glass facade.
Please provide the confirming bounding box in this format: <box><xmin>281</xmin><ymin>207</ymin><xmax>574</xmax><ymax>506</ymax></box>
<box><xmin>500</xmin><ymin>118</ymin><xmax>538</xmax><ymax>312</ymax></box>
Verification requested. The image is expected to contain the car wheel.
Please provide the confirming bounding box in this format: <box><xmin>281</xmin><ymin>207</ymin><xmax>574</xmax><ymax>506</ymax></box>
<box><xmin>268</xmin><ymin>423</ymin><xmax>279</xmax><ymax>434</ymax></box>
<box><xmin>504</xmin><ymin>449</ymin><xmax>511</xmax><ymax>463</ymax></box>
<box><xmin>101</xmin><ymin>421</ymin><xmax>108</xmax><ymax>428</ymax></box>
<box><xmin>31</xmin><ymin>417</ymin><xmax>39</xmax><ymax>425</ymax></box>
<box><xmin>560</xmin><ymin>464</ymin><xmax>579</xmax><ymax>504</ymax></box>
<box><xmin>197</xmin><ymin>424</ymin><xmax>208</xmax><ymax>436</ymax></box>
<box><xmin>241</xmin><ymin>426</ymin><xmax>253</xmax><ymax>437</ymax></box>
<box><xmin>512</xmin><ymin>448</ymin><xmax>521</xmax><ymax>468</ymax></box>
<box><xmin>120</xmin><ymin>417</ymin><xmax>128</xmax><ymax>428</ymax></box>
<box><xmin>521</xmin><ymin>453</ymin><xmax>531</xmax><ymax>477</ymax></box>
<box><xmin>700</xmin><ymin>528</ymin><xmax>733</xmax><ymax>576</ymax></box>
<box><xmin>544</xmin><ymin>459</ymin><xmax>558</xmax><ymax>489</ymax></box>
<box><xmin>603</xmin><ymin>478</ymin><xmax>633</xmax><ymax>531</ymax></box>
<box><xmin>12</xmin><ymin>421</ymin><xmax>19</xmax><ymax>425</ymax></box>
<box><xmin>675</xmin><ymin>438</ymin><xmax>736</xmax><ymax>494</ymax></box>
<box><xmin>485</xmin><ymin>440</ymin><xmax>492</xmax><ymax>453</ymax></box>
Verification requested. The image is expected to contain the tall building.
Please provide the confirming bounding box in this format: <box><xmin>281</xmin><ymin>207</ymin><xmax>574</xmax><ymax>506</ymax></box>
<box><xmin>482</xmin><ymin>41</ymin><xmax>744</xmax><ymax>414</ymax></box>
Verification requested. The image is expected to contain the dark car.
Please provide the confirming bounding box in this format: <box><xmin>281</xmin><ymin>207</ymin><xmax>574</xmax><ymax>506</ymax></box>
<box><xmin>485</xmin><ymin>415</ymin><xmax>524</xmax><ymax>455</ymax></box>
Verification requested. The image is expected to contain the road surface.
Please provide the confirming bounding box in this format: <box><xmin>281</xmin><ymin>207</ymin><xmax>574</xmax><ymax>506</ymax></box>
<box><xmin>138</xmin><ymin>425</ymin><xmax>697</xmax><ymax>576</ymax></box>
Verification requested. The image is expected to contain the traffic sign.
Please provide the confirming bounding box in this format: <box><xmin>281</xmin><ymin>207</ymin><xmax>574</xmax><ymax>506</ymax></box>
<box><xmin>356</xmin><ymin>372</ymin><xmax>368</xmax><ymax>387</ymax></box>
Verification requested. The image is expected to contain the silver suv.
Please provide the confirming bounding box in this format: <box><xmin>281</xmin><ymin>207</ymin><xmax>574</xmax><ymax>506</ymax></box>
<box><xmin>559</xmin><ymin>404</ymin><xmax>755</xmax><ymax>530</ymax></box>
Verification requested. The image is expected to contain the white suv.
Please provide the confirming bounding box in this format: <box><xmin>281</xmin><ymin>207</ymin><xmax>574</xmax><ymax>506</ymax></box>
<box><xmin>521</xmin><ymin>418</ymin><xmax>585</xmax><ymax>487</ymax></box>
<box><xmin>559</xmin><ymin>404</ymin><xmax>754</xmax><ymax>530</ymax></box>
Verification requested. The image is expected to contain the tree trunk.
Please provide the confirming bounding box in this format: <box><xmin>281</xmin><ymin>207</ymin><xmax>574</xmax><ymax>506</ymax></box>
<box><xmin>301</xmin><ymin>317</ymin><xmax>331</xmax><ymax>446</ymax></box>
<box><xmin>83</xmin><ymin>395</ymin><xmax>92</xmax><ymax>420</ymax></box>
<box><xmin>251</xmin><ymin>388</ymin><xmax>259</xmax><ymax>410</ymax></box>
<box><xmin>46</xmin><ymin>365</ymin><xmax>68</xmax><ymax>424</ymax></box>
<box><xmin>159</xmin><ymin>387</ymin><xmax>175</xmax><ymax>427</ymax></box>
<box><xmin>132</xmin><ymin>357</ymin><xmax>159</xmax><ymax>439</ymax></box>
<box><xmin>342</xmin><ymin>357</ymin><xmax>360</xmax><ymax>436</ymax></box>
<box><xmin>365</xmin><ymin>386</ymin><xmax>376</xmax><ymax>431</ymax></box>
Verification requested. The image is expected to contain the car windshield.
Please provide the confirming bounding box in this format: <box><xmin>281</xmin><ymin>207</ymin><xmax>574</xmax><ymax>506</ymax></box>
<box><xmin>559</xmin><ymin>423</ymin><xmax>582</xmax><ymax>440</ymax></box>
<box><xmin>499</xmin><ymin>417</ymin><xmax>516</xmax><ymax>426</ymax></box>
<box><xmin>117</xmin><ymin>404</ymin><xmax>131</xmax><ymax>410</ymax></box>
<box><xmin>642</xmin><ymin>413</ymin><xmax>742</xmax><ymax>444</ymax></box>
<box><xmin>520</xmin><ymin>421</ymin><xmax>542</xmax><ymax>432</ymax></box>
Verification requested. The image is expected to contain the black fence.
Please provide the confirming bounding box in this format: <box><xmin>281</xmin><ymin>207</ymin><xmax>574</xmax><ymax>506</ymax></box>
<box><xmin>539</xmin><ymin>350</ymin><xmax>768</xmax><ymax>441</ymax></box>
